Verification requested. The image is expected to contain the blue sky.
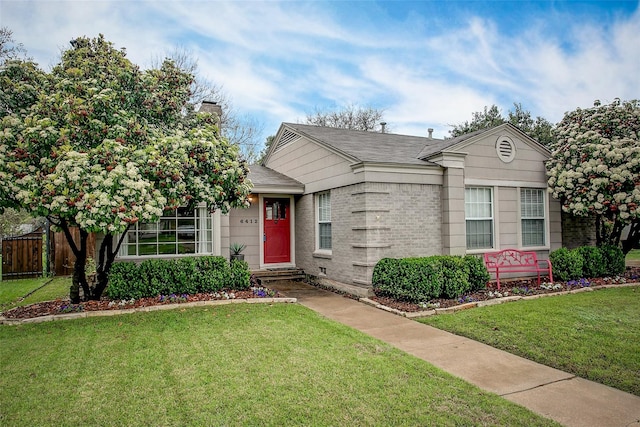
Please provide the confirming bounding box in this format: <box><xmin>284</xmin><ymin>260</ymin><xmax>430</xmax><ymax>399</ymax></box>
<box><xmin>2</xmin><ymin>0</ymin><xmax>639</xmax><ymax>147</ymax></box>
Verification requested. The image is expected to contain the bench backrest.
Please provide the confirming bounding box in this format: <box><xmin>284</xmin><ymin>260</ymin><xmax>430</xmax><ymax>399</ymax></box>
<box><xmin>484</xmin><ymin>249</ymin><xmax>538</xmax><ymax>268</ymax></box>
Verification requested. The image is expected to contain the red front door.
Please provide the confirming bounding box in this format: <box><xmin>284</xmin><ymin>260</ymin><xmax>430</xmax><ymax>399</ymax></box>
<box><xmin>264</xmin><ymin>198</ymin><xmax>290</xmax><ymax>264</ymax></box>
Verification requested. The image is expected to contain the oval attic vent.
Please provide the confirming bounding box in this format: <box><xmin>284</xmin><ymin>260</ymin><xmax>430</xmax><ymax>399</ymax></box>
<box><xmin>496</xmin><ymin>136</ymin><xmax>516</xmax><ymax>163</ymax></box>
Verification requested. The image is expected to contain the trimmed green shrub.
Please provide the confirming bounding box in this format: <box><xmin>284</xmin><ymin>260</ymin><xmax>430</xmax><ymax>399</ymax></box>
<box><xmin>373</xmin><ymin>257</ymin><xmax>443</xmax><ymax>303</ymax></box>
<box><xmin>550</xmin><ymin>248</ymin><xmax>583</xmax><ymax>281</ymax></box>
<box><xmin>106</xmin><ymin>256</ymin><xmax>248</xmax><ymax>300</ymax></box>
<box><xmin>434</xmin><ymin>256</ymin><xmax>470</xmax><ymax>299</ymax></box>
<box><xmin>194</xmin><ymin>256</ymin><xmax>229</xmax><ymax>292</ymax></box>
<box><xmin>174</xmin><ymin>257</ymin><xmax>199</xmax><ymax>295</ymax></box>
<box><xmin>599</xmin><ymin>245</ymin><xmax>626</xmax><ymax>276</ymax></box>
<box><xmin>371</xmin><ymin>258</ymin><xmax>400</xmax><ymax>290</ymax></box>
<box><xmin>463</xmin><ymin>255</ymin><xmax>490</xmax><ymax>292</ymax></box>
<box><xmin>229</xmin><ymin>259</ymin><xmax>251</xmax><ymax>290</ymax></box>
<box><xmin>576</xmin><ymin>246</ymin><xmax>606</xmax><ymax>278</ymax></box>
<box><xmin>105</xmin><ymin>261</ymin><xmax>141</xmax><ymax>300</ymax></box>
<box><xmin>397</xmin><ymin>257</ymin><xmax>444</xmax><ymax>303</ymax></box>
<box><xmin>139</xmin><ymin>259</ymin><xmax>176</xmax><ymax>297</ymax></box>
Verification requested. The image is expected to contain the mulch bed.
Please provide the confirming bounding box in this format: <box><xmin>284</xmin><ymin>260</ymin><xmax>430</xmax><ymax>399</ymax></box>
<box><xmin>4</xmin><ymin>267</ymin><xmax>640</xmax><ymax>320</ymax></box>
<box><xmin>371</xmin><ymin>266</ymin><xmax>640</xmax><ymax>313</ymax></box>
<box><xmin>1</xmin><ymin>288</ymin><xmax>280</xmax><ymax>320</ymax></box>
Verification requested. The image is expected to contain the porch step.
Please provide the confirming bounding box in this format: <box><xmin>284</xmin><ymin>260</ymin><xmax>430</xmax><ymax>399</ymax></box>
<box><xmin>252</xmin><ymin>269</ymin><xmax>306</xmax><ymax>284</ymax></box>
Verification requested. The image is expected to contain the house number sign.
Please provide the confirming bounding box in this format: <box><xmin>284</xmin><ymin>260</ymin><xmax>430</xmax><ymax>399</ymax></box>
<box><xmin>239</xmin><ymin>218</ymin><xmax>258</xmax><ymax>224</ymax></box>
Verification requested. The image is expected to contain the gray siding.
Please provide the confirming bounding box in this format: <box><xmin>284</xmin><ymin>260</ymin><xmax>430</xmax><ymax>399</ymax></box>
<box><xmin>267</xmin><ymin>137</ymin><xmax>355</xmax><ymax>193</ymax></box>
<box><xmin>227</xmin><ymin>204</ymin><xmax>260</xmax><ymax>268</ymax></box>
<box><xmin>460</xmin><ymin>129</ymin><xmax>548</xmax><ymax>184</ymax></box>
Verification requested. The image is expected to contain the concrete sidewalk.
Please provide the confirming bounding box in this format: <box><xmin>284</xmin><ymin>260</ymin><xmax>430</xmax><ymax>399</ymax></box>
<box><xmin>270</xmin><ymin>281</ymin><xmax>640</xmax><ymax>427</ymax></box>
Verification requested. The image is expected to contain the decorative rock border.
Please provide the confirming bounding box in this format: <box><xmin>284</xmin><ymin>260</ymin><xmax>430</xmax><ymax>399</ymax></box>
<box><xmin>360</xmin><ymin>282</ymin><xmax>640</xmax><ymax>319</ymax></box>
<box><xmin>0</xmin><ymin>297</ymin><xmax>297</xmax><ymax>325</ymax></box>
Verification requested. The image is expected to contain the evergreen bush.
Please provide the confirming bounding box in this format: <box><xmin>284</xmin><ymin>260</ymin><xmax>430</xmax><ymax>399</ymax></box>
<box><xmin>105</xmin><ymin>261</ymin><xmax>141</xmax><ymax>300</ymax></box>
<box><xmin>373</xmin><ymin>256</ymin><xmax>481</xmax><ymax>302</ymax></box>
<box><xmin>576</xmin><ymin>246</ymin><xmax>606</xmax><ymax>278</ymax></box>
<box><xmin>549</xmin><ymin>248</ymin><xmax>583</xmax><ymax>281</ymax></box>
<box><xmin>463</xmin><ymin>255</ymin><xmax>490</xmax><ymax>292</ymax></box>
<box><xmin>106</xmin><ymin>256</ymin><xmax>245</xmax><ymax>300</ymax></box>
<box><xmin>229</xmin><ymin>259</ymin><xmax>251</xmax><ymax>290</ymax></box>
<box><xmin>371</xmin><ymin>258</ymin><xmax>400</xmax><ymax>292</ymax></box>
<box><xmin>599</xmin><ymin>245</ymin><xmax>626</xmax><ymax>276</ymax></box>
<box><xmin>435</xmin><ymin>256</ymin><xmax>470</xmax><ymax>299</ymax></box>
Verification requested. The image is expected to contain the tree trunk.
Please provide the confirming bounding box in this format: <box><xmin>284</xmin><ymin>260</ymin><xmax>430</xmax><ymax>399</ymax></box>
<box><xmin>622</xmin><ymin>219</ymin><xmax>640</xmax><ymax>255</ymax></box>
<box><xmin>56</xmin><ymin>219</ymin><xmax>88</xmax><ymax>304</ymax></box>
<box><xmin>94</xmin><ymin>228</ymin><xmax>130</xmax><ymax>300</ymax></box>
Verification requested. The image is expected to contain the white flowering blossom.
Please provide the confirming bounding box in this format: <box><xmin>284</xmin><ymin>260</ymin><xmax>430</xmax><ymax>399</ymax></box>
<box><xmin>547</xmin><ymin>99</ymin><xmax>640</xmax><ymax>246</ymax></box>
<box><xmin>0</xmin><ymin>35</ymin><xmax>252</xmax><ymax>302</ymax></box>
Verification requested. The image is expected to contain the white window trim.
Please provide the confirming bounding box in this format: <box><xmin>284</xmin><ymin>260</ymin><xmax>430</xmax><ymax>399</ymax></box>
<box><xmin>465</xmin><ymin>187</ymin><xmax>496</xmax><ymax>253</ymax></box>
<box><xmin>517</xmin><ymin>188</ymin><xmax>551</xmax><ymax>251</ymax></box>
<box><xmin>117</xmin><ymin>207</ymin><xmax>221</xmax><ymax>259</ymax></box>
<box><xmin>315</xmin><ymin>191</ymin><xmax>332</xmax><ymax>256</ymax></box>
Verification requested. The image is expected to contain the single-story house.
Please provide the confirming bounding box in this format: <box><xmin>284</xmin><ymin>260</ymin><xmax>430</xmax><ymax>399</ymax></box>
<box><xmin>114</xmin><ymin>120</ymin><xmax>595</xmax><ymax>295</ymax></box>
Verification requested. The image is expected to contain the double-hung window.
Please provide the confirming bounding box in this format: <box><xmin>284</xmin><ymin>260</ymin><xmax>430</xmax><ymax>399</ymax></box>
<box><xmin>465</xmin><ymin>187</ymin><xmax>493</xmax><ymax>250</ymax></box>
<box><xmin>521</xmin><ymin>188</ymin><xmax>545</xmax><ymax>247</ymax></box>
<box><xmin>119</xmin><ymin>206</ymin><xmax>214</xmax><ymax>257</ymax></box>
<box><xmin>317</xmin><ymin>192</ymin><xmax>332</xmax><ymax>251</ymax></box>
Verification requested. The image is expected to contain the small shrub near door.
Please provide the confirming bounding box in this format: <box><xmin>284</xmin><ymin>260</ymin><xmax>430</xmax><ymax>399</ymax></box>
<box><xmin>229</xmin><ymin>259</ymin><xmax>251</xmax><ymax>290</ymax></box>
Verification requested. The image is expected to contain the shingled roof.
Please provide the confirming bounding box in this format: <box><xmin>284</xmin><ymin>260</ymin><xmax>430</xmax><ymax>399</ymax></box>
<box><xmin>280</xmin><ymin>123</ymin><xmax>445</xmax><ymax>166</ymax></box>
<box><xmin>247</xmin><ymin>164</ymin><xmax>304</xmax><ymax>193</ymax></box>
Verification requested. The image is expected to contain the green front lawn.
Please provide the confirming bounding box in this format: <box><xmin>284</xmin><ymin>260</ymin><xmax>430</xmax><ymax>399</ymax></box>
<box><xmin>0</xmin><ymin>276</ymin><xmax>70</xmax><ymax>312</ymax></box>
<box><xmin>420</xmin><ymin>286</ymin><xmax>640</xmax><ymax>396</ymax></box>
<box><xmin>0</xmin><ymin>277</ymin><xmax>50</xmax><ymax>311</ymax></box>
<box><xmin>0</xmin><ymin>304</ymin><xmax>558</xmax><ymax>426</ymax></box>
<box><xmin>626</xmin><ymin>249</ymin><xmax>640</xmax><ymax>261</ymax></box>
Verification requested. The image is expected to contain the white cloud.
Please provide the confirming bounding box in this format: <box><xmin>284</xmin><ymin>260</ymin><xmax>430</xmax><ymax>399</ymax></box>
<box><xmin>2</xmin><ymin>0</ymin><xmax>639</xmax><ymax>143</ymax></box>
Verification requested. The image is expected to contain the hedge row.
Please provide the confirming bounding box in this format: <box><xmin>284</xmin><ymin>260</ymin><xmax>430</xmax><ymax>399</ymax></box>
<box><xmin>106</xmin><ymin>256</ymin><xmax>251</xmax><ymax>300</ymax></box>
<box><xmin>550</xmin><ymin>245</ymin><xmax>625</xmax><ymax>282</ymax></box>
<box><xmin>372</xmin><ymin>255</ymin><xmax>490</xmax><ymax>303</ymax></box>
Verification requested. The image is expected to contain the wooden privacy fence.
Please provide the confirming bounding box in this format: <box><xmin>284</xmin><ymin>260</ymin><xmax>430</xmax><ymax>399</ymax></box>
<box><xmin>50</xmin><ymin>229</ymin><xmax>96</xmax><ymax>277</ymax></box>
<box><xmin>1</xmin><ymin>228</ymin><xmax>43</xmax><ymax>280</ymax></box>
<box><xmin>1</xmin><ymin>227</ymin><xmax>96</xmax><ymax>280</ymax></box>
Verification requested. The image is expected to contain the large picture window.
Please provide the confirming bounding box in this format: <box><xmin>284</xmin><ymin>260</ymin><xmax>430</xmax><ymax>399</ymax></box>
<box><xmin>521</xmin><ymin>188</ymin><xmax>545</xmax><ymax>247</ymax></box>
<box><xmin>317</xmin><ymin>192</ymin><xmax>332</xmax><ymax>251</ymax></box>
<box><xmin>465</xmin><ymin>187</ymin><xmax>493</xmax><ymax>250</ymax></box>
<box><xmin>119</xmin><ymin>206</ymin><xmax>214</xmax><ymax>257</ymax></box>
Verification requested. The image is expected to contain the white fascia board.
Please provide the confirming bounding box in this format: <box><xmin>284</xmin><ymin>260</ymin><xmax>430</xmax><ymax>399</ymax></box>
<box><xmin>424</xmin><ymin>152</ymin><xmax>468</xmax><ymax>169</ymax></box>
<box><xmin>350</xmin><ymin>162</ymin><xmax>442</xmax><ymax>176</ymax></box>
<box><xmin>465</xmin><ymin>178</ymin><xmax>548</xmax><ymax>189</ymax></box>
<box><xmin>251</xmin><ymin>185</ymin><xmax>305</xmax><ymax>194</ymax></box>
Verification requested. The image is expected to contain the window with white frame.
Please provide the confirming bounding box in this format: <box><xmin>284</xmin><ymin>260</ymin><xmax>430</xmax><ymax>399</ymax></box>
<box><xmin>521</xmin><ymin>188</ymin><xmax>545</xmax><ymax>247</ymax></box>
<box><xmin>119</xmin><ymin>206</ymin><xmax>214</xmax><ymax>257</ymax></box>
<box><xmin>317</xmin><ymin>192</ymin><xmax>332</xmax><ymax>251</ymax></box>
<box><xmin>465</xmin><ymin>187</ymin><xmax>493</xmax><ymax>250</ymax></box>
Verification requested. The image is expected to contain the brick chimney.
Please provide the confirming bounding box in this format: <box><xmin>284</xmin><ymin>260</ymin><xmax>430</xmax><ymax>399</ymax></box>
<box><xmin>199</xmin><ymin>100</ymin><xmax>223</xmax><ymax>121</ymax></box>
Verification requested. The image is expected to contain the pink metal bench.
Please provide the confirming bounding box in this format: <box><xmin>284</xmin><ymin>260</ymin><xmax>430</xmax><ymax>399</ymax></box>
<box><xmin>484</xmin><ymin>249</ymin><xmax>553</xmax><ymax>289</ymax></box>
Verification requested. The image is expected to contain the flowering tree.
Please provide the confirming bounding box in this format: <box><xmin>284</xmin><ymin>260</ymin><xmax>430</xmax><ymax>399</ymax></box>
<box><xmin>546</xmin><ymin>99</ymin><xmax>640</xmax><ymax>253</ymax></box>
<box><xmin>0</xmin><ymin>35</ymin><xmax>251</xmax><ymax>302</ymax></box>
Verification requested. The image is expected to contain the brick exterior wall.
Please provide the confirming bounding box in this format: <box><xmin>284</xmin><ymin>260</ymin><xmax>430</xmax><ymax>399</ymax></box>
<box><xmin>561</xmin><ymin>212</ymin><xmax>597</xmax><ymax>248</ymax></box>
<box><xmin>295</xmin><ymin>182</ymin><xmax>442</xmax><ymax>288</ymax></box>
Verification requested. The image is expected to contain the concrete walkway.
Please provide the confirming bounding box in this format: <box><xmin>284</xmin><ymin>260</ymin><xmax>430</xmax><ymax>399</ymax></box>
<box><xmin>269</xmin><ymin>281</ymin><xmax>640</xmax><ymax>427</ymax></box>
